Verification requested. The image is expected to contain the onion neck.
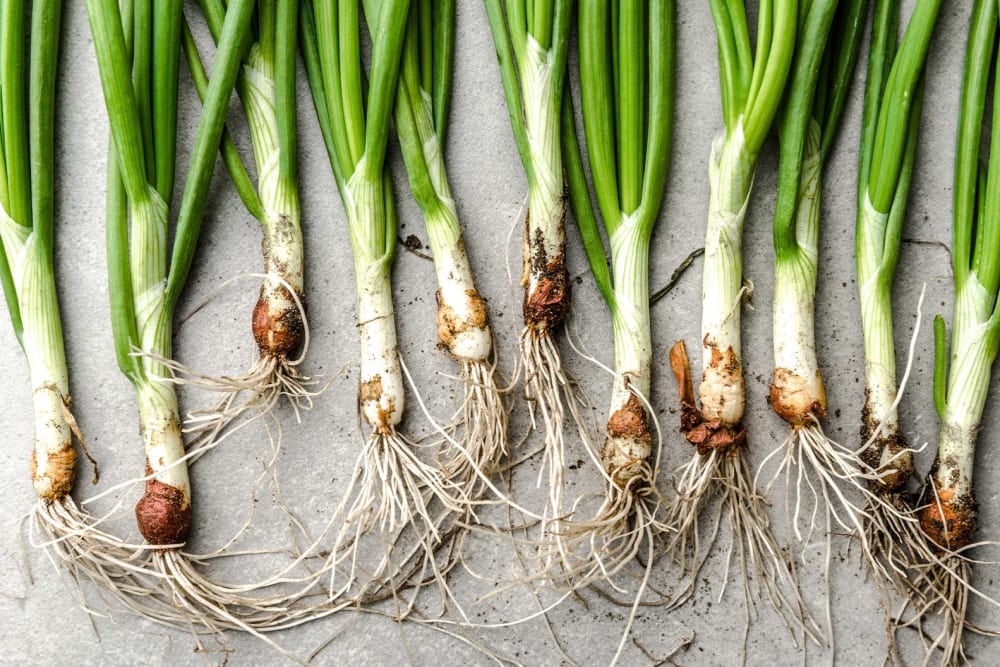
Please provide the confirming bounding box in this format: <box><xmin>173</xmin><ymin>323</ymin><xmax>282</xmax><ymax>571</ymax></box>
<box><xmin>344</xmin><ymin>170</ymin><xmax>404</xmax><ymax>433</ymax></box>
<box><xmin>520</xmin><ymin>36</ymin><xmax>568</xmax><ymax>334</ymax></box>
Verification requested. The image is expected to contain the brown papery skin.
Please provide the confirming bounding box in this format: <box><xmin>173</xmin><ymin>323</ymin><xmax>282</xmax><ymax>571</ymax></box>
<box><xmin>523</xmin><ymin>256</ymin><xmax>569</xmax><ymax>334</ymax></box>
<box><xmin>31</xmin><ymin>446</ymin><xmax>76</xmax><ymax>501</ymax></box>
<box><xmin>670</xmin><ymin>340</ymin><xmax>746</xmax><ymax>456</ymax></box>
<box><xmin>521</xmin><ymin>209</ymin><xmax>570</xmax><ymax>334</ymax></box>
<box><xmin>769</xmin><ymin>368</ymin><xmax>826</xmax><ymax>427</ymax></box>
<box><xmin>919</xmin><ymin>473</ymin><xmax>978</xmax><ymax>551</ymax></box>
<box><xmin>135</xmin><ymin>466</ymin><xmax>191</xmax><ymax>546</ymax></box>
<box><xmin>252</xmin><ymin>284</ymin><xmax>304</xmax><ymax>359</ymax></box>
<box><xmin>603</xmin><ymin>392</ymin><xmax>653</xmax><ymax>487</ymax></box>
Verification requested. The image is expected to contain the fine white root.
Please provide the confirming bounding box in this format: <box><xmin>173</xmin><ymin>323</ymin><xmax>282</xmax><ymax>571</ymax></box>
<box><xmin>519</xmin><ymin>328</ymin><xmax>592</xmax><ymax>552</ymax></box>
<box><xmin>323</xmin><ymin>429</ymin><xmax>465</xmax><ymax>601</ymax></box>
<box><xmin>525</xmin><ymin>380</ymin><xmax>666</xmax><ymax>600</ymax></box>
<box><xmin>664</xmin><ymin>449</ymin><xmax>820</xmax><ymax>644</ymax></box>
<box><xmin>156</xmin><ymin>352</ymin><xmax>322</xmax><ymax>442</ymax></box>
<box><xmin>886</xmin><ymin>481</ymin><xmax>1000</xmax><ymax>667</ymax></box>
<box><xmin>759</xmin><ymin>423</ymin><xmax>887</xmax><ymax>572</ymax></box>
<box><xmin>894</xmin><ymin>555</ymin><xmax>1000</xmax><ymax>667</ymax></box>
<box><xmin>864</xmin><ymin>490</ymin><xmax>926</xmax><ymax>594</ymax></box>
<box><xmin>541</xmin><ymin>471</ymin><xmax>667</xmax><ymax>593</ymax></box>
<box><xmin>756</xmin><ymin>421</ymin><xmax>922</xmax><ymax>655</ymax></box>
<box><xmin>140</xmin><ymin>273</ymin><xmax>321</xmax><ymax>446</ymax></box>
<box><xmin>39</xmin><ymin>418</ymin><xmax>348</xmax><ymax>646</ymax></box>
<box><xmin>70</xmin><ymin>546</ymin><xmax>349</xmax><ymax>665</ymax></box>
<box><xmin>437</xmin><ymin>358</ymin><xmax>509</xmax><ymax>508</ymax></box>
<box><xmin>28</xmin><ymin>497</ymin><xmax>158</xmax><ymax>616</ymax></box>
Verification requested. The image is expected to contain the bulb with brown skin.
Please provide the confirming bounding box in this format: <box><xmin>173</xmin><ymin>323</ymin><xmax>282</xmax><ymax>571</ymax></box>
<box><xmin>769</xmin><ymin>368</ymin><xmax>827</xmax><ymax>427</ymax></box>
<box><xmin>602</xmin><ymin>392</ymin><xmax>652</xmax><ymax>487</ymax></box>
<box><xmin>31</xmin><ymin>445</ymin><xmax>76</xmax><ymax>501</ymax></box>
<box><xmin>29</xmin><ymin>383</ymin><xmax>77</xmax><ymax>501</ymax></box>
<box><xmin>252</xmin><ymin>282</ymin><xmax>304</xmax><ymax>359</ymax></box>
<box><xmin>522</xmin><ymin>207</ymin><xmax>570</xmax><ymax>335</ymax></box>
<box><xmin>919</xmin><ymin>471</ymin><xmax>978</xmax><ymax>551</ymax></box>
<box><xmin>670</xmin><ymin>340</ymin><xmax>747</xmax><ymax>457</ymax></box>
<box><xmin>135</xmin><ymin>466</ymin><xmax>192</xmax><ymax>546</ymax></box>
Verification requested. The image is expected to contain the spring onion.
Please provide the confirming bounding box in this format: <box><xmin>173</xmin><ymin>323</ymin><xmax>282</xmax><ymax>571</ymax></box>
<box><xmin>484</xmin><ymin>0</ymin><xmax>584</xmax><ymax>533</ymax></box>
<box><xmin>301</xmin><ymin>0</ymin><xmax>463</xmax><ymax>594</ymax></box>
<box><xmin>909</xmin><ymin>2</ymin><xmax>1000</xmax><ymax>661</ymax></box>
<box><xmin>666</xmin><ymin>0</ymin><xmax>804</xmax><ymax>624</ymax></box>
<box><xmin>765</xmin><ymin>0</ymin><xmax>868</xmax><ymax>510</ymax></box>
<box><xmin>87</xmin><ymin>0</ymin><xmax>311</xmax><ymax>637</ymax></box>
<box><xmin>754</xmin><ymin>1</ymin><xmax>874</xmax><ymax>649</ymax></box>
<box><xmin>854</xmin><ymin>0</ymin><xmax>940</xmax><ymax>593</ymax></box>
<box><xmin>385</xmin><ymin>0</ymin><xmax>507</xmax><ymax>505</ymax></box>
<box><xmin>159</xmin><ymin>0</ymin><xmax>316</xmax><ymax>436</ymax></box>
<box><xmin>558</xmin><ymin>0</ymin><xmax>673</xmax><ymax>621</ymax></box>
<box><xmin>0</xmin><ymin>0</ymin><xmax>134</xmax><ymax>593</ymax></box>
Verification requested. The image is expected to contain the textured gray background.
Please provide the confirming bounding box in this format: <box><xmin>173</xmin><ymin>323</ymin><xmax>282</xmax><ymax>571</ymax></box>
<box><xmin>2</xmin><ymin>1</ymin><xmax>998</xmax><ymax>665</ymax></box>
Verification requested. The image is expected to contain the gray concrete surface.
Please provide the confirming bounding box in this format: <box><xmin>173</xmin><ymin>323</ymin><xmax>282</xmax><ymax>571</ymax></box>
<box><xmin>1</xmin><ymin>1</ymin><xmax>997</xmax><ymax>665</ymax></box>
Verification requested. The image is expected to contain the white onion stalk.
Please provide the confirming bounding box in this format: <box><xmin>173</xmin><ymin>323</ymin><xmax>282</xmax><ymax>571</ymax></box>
<box><xmin>856</xmin><ymin>194</ymin><xmax>926</xmax><ymax>593</ymax></box>
<box><xmin>0</xmin><ymin>194</ymin><xmax>139</xmax><ymax>599</ymax></box>
<box><xmin>518</xmin><ymin>38</ymin><xmax>580</xmax><ymax>538</ymax></box>
<box><xmin>851</xmin><ymin>2</ymin><xmax>944</xmax><ymax>629</ymax></box>
<box><xmin>556</xmin><ymin>215</ymin><xmax>665</xmax><ymax>590</ymax></box>
<box><xmin>857</xmin><ymin>197</ymin><xmax>908</xmax><ymax>480</ymax></box>
<box><xmin>910</xmin><ymin>278</ymin><xmax>1000</xmax><ymax>666</ymax></box>
<box><xmin>88</xmin><ymin>1</ymin><xmax>333</xmax><ymax>645</ymax></box>
<box><xmin>323</xmin><ymin>163</ymin><xmax>462</xmax><ymax>597</ymax></box>
<box><xmin>879</xmin><ymin>7</ymin><xmax>998</xmax><ymax>664</ymax></box>
<box><xmin>761</xmin><ymin>4</ymin><xmax>876</xmax><ymax>644</ymax></box>
<box><xmin>757</xmin><ymin>119</ymin><xmax>875</xmax><ymax>653</ymax></box>
<box><xmin>545</xmin><ymin>13</ymin><xmax>674</xmax><ymax>645</ymax></box>
<box><xmin>299</xmin><ymin>0</ymin><xmax>464</xmax><ymax>601</ymax></box>
<box><xmin>0</xmin><ymin>213</ymin><xmax>75</xmax><ymax>500</ymax></box>
<box><xmin>889</xmin><ymin>18</ymin><xmax>1000</xmax><ymax>652</ymax></box>
<box><xmin>125</xmin><ymin>192</ymin><xmax>193</xmax><ymax>546</ymax></box>
<box><xmin>764</xmin><ymin>126</ymin><xmax>879</xmax><ymax>555</ymax></box>
<box><xmin>603</xmin><ymin>216</ymin><xmax>653</xmax><ymax>482</ymax></box>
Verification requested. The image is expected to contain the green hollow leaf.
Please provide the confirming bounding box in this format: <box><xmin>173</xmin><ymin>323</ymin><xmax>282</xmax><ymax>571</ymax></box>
<box><xmin>181</xmin><ymin>19</ymin><xmax>266</xmax><ymax>221</ymax></box>
<box><xmin>151</xmin><ymin>3</ymin><xmax>182</xmax><ymax>201</ymax></box>
<box><xmin>933</xmin><ymin>313</ymin><xmax>947</xmax><ymax>418</ymax></box>
<box><xmin>562</xmin><ymin>93</ymin><xmax>613</xmax><ymax>308</ymax></box>
<box><xmin>565</xmin><ymin>0</ymin><xmax>673</xmax><ymax>306</ymax></box>
<box><xmin>773</xmin><ymin>0</ymin><xmax>841</xmax><ymax>261</ymax></box>
<box><xmin>29</xmin><ymin>0</ymin><xmax>63</xmax><ymax>261</ymax></box>
<box><xmin>164</xmin><ymin>0</ymin><xmax>256</xmax><ymax>309</ymax></box>
<box><xmin>275</xmin><ymin>0</ymin><xmax>299</xmax><ymax>183</ymax></box>
<box><xmin>952</xmin><ymin>0</ymin><xmax>996</xmax><ymax>285</ymax></box>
